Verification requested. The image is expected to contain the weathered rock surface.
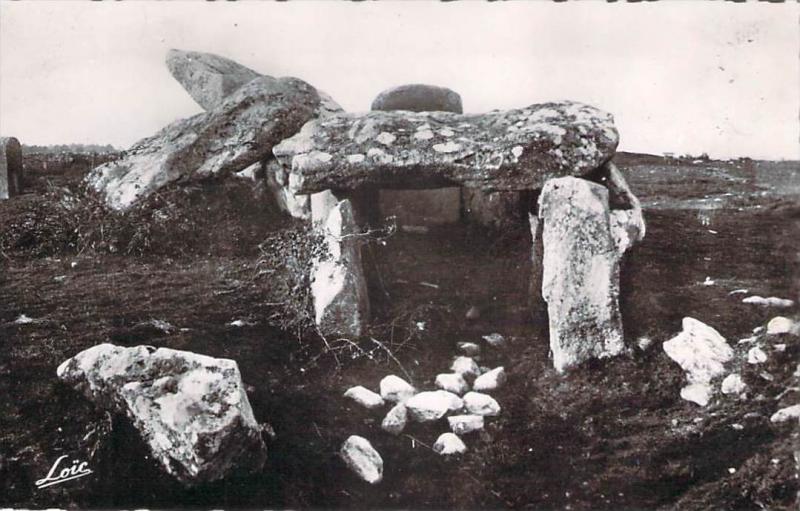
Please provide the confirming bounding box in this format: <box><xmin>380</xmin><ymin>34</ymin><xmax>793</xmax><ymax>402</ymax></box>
<box><xmin>273</xmin><ymin>101</ymin><xmax>619</xmax><ymax>194</ymax></box>
<box><xmin>448</xmin><ymin>414</ymin><xmax>485</xmax><ymax>435</ymax></box>
<box><xmin>450</xmin><ymin>356</ymin><xmax>481</xmax><ymax>378</ymax></box>
<box><xmin>56</xmin><ymin>343</ymin><xmax>266</xmax><ymax>485</ymax></box>
<box><xmin>473</xmin><ymin>367</ymin><xmax>506</xmax><ymax>392</ymax></box>
<box><xmin>767</xmin><ymin>316</ymin><xmax>798</xmax><ymax>335</ymax></box>
<box><xmin>371</xmin><ymin>84</ymin><xmax>463</xmax><ymax>114</ymax></box>
<box><xmin>539</xmin><ymin>176</ymin><xmax>635</xmax><ymax>372</ymax></box>
<box><xmin>747</xmin><ymin>346</ymin><xmax>768</xmax><ymax>365</ymax></box>
<box><xmin>88</xmin><ymin>76</ymin><xmax>321</xmax><ymax>210</ymax></box>
<box><xmin>379</xmin><ymin>375</ymin><xmax>415</xmax><ymax>403</ymax></box>
<box><xmin>381</xmin><ymin>403</ymin><xmax>408</xmax><ymax>435</ymax></box>
<box><xmin>0</xmin><ymin>136</ymin><xmax>23</xmax><ymax>200</ymax></box>
<box><xmin>462</xmin><ymin>188</ymin><xmax>524</xmax><ymax>229</ymax></box>
<box><xmin>663</xmin><ymin>318</ymin><xmax>734</xmax><ymax>384</ymax></box>
<box><xmin>742</xmin><ymin>296</ymin><xmax>795</xmax><ymax>308</ymax></box>
<box><xmin>680</xmin><ymin>383</ymin><xmax>713</xmax><ymax>406</ymax></box>
<box><xmin>343</xmin><ymin>386</ymin><xmax>384</xmax><ymax>409</ymax></box>
<box><xmin>433</xmin><ymin>432</ymin><xmax>467</xmax><ymax>455</ymax></box>
<box><xmin>340</xmin><ymin>435</ymin><xmax>383</xmax><ymax>484</ymax></box>
<box><xmin>405</xmin><ymin>391</ymin><xmax>463</xmax><ymax>422</ymax></box>
<box><xmin>770</xmin><ymin>404</ymin><xmax>800</xmax><ymax>424</ymax></box>
<box><xmin>435</xmin><ymin>373</ymin><xmax>469</xmax><ymax>395</ymax></box>
<box><xmin>463</xmin><ymin>392</ymin><xmax>501</xmax><ymax>416</ymax></box>
<box><xmin>311</xmin><ymin>198</ymin><xmax>370</xmax><ymax>337</ymax></box>
<box><xmin>166</xmin><ymin>49</ymin><xmax>262</xmax><ymax>110</ymax></box>
<box><xmin>721</xmin><ymin>373</ymin><xmax>747</xmax><ymax>396</ymax></box>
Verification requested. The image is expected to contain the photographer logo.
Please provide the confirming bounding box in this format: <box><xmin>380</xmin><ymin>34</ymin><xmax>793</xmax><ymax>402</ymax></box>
<box><xmin>35</xmin><ymin>455</ymin><xmax>93</xmax><ymax>489</ymax></box>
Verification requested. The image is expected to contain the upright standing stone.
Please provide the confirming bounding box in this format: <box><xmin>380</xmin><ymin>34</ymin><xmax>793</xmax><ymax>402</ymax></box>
<box><xmin>311</xmin><ymin>195</ymin><xmax>370</xmax><ymax>337</ymax></box>
<box><xmin>0</xmin><ymin>137</ymin><xmax>23</xmax><ymax>200</ymax></box>
<box><xmin>371</xmin><ymin>84</ymin><xmax>463</xmax><ymax>227</ymax></box>
<box><xmin>539</xmin><ymin>176</ymin><xmax>638</xmax><ymax>372</ymax></box>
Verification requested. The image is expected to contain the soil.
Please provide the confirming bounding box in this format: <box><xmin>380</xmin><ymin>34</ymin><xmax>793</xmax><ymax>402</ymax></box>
<box><xmin>1</xmin><ymin>152</ymin><xmax>798</xmax><ymax>509</ymax></box>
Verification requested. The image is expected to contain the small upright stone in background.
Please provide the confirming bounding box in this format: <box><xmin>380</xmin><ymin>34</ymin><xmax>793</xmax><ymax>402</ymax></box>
<box><xmin>0</xmin><ymin>136</ymin><xmax>23</xmax><ymax>200</ymax></box>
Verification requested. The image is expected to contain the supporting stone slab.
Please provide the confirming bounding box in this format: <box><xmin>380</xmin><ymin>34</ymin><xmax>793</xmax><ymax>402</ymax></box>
<box><xmin>0</xmin><ymin>136</ymin><xmax>23</xmax><ymax>200</ymax></box>
<box><xmin>310</xmin><ymin>192</ymin><xmax>370</xmax><ymax>337</ymax></box>
<box><xmin>463</xmin><ymin>188</ymin><xmax>524</xmax><ymax>229</ymax></box>
<box><xmin>539</xmin><ymin>177</ymin><xmax>631</xmax><ymax>372</ymax></box>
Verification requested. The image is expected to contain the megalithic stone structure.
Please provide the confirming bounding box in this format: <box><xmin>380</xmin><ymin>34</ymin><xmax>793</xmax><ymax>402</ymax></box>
<box><xmin>0</xmin><ymin>136</ymin><xmax>23</xmax><ymax>200</ymax></box>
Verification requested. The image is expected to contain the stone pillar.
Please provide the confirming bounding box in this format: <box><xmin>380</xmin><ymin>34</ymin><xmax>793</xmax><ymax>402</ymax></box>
<box><xmin>0</xmin><ymin>137</ymin><xmax>23</xmax><ymax>200</ymax></box>
<box><xmin>538</xmin><ymin>175</ymin><xmax>643</xmax><ymax>373</ymax></box>
<box><xmin>310</xmin><ymin>190</ymin><xmax>370</xmax><ymax>337</ymax></box>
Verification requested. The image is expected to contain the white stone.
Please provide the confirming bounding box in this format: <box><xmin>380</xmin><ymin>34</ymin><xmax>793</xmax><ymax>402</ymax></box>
<box><xmin>742</xmin><ymin>296</ymin><xmax>794</xmax><ymax>308</ymax></box>
<box><xmin>433</xmin><ymin>432</ymin><xmax>467</xmax><ymax>455</ymax></box>
<box><xmin>463</xmin><ymin>392</ymin><xmax>501</xmax><ymax>416</ymax></box>
<box><xmin>405</xmin><ymin>391</ymin><xmax>455</xmax><ymax>422</ymax></box>
<box><xmin>473</xmin><ymin>367</ymin><xmax>506</xmax><ymax>392</ymax></box>
<box><xmin>721</xmin><ymin>373</ymin><xmax>747</xmax><ymax>396</ymax></box>
<box><xmin>457</xmin><ymin>342</ymin><xmax>481</xmax><ymax>356</ymax></box>
<box><xmin>344</xmin><ymin>386</ymin><xmax>384</xmax><ymax>409</ymax></box>
<box><xmin>435</xmin><ymin>390</ymin><xmax>465</xmax><ymax>413</ymax></box>
<box><xmin>681</xmin><ymin>383</ymin><xmax>713</xmax><ymax>406</ymax></box>
<box><xmin>381</xmin><ymin>403</ymin><xmax>408</xmax><ymax>435</ymax></box>
<box><xmin>435</xmin><ymin>373</ymin><xmax>469</xmax><ymax>395</ymax></box>
<box><xmin>770</xmin><ymin>404</ymin><xmax>800</xmax><ymax>423</ymax></box>
<box><xmin>56</xmin><ymin>344</ymin><xmax>266</xmax><ymax>485</ymax></box>
<box><xmin>432</xmin><ymin>141</ymin><xmax>460</xmax><ymax>153</ymax></box>
<box><xmin>747</xmin><ymin>346</ymin><xmax>768</xmax><ymax>365</ymax></box>
<box><xmin>376</xmin><ymin>132</ymin><xmax>396</xmax><ymax>146</ymax></box>
<box><xmin>414</xmin><ymin>130</ymin><xmax>434</xmax><ymax>141</ymax></box>
<box><xmin>481</xmin><ymin>333</ymin><xmax>506</xmax><ymax>348</ymax></box>
<box><xmin>662</xmin><ymin>317</ymin><xmax>734</xmax><ymax>384</ymax></box>
<box><xmin>340</xmin><ymin>435</ymin><xmax>383</xmax><ymax>484</ymax></box>
<box><xmin>447</xmin><ymin>414</ymin><xmax>485</xmax><ymax>435</ymax></box>
<box><xmin>379</xmin><ymin>375</ymin><xmax>415</xmax><ymax>403</ymax></box>
<box><xmin>346</xmin><ymin>154</ymin><xmax>365</xmax><ymax>164</ymax></box>
<box><xmin>451</xmin><ymin>356</ymin><xmax>481</xmax><ymax>378</ymax></box>
<box><xmin>767</xmin><ymin>316</ymin><xmax>796</xmax><ymax>335</ymax></box>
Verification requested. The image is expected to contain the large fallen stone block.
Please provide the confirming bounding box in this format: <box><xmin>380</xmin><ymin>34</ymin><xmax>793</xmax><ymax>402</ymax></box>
<box><xmin>273</xmin><ymin>101</ymin><xmax>619</xmax><ymax>194</ymax></box>
<box><xmin>539</xmin><ymin>175</ymin><xmax>642</xmax><ymax>372</ymax></box>
<box><xmin>0</xmin><ymin>136</ymin><xmax>23</xmax><ymax>200</ymax></box>
<box><xmin>166</xmin><ymin>49</ymin><xmax>262</xmax><ymax>110</ymax></box>
<box><xmin>311</xmin><ymin>197</ymin><xmax>370</xmax><ymax>337</ymax></box>
<box><xmin>88</xmin><ymin>76</ymin><xmax>321</xmax><ymax>211</ymax></box>
<box><xmin>57</xmin><ymin>343</ymin><xmax>267</xmax><ymax>485</ymax></box>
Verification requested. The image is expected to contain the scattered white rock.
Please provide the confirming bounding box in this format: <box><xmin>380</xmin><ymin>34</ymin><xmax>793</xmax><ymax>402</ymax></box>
<box><xmin>737</xmin><ymin>336</ymin><xmax>757</xmax><ymax>345</ymax></box>
<box><xmin>465</xmin><ymin>306</ymin><xmax>480</xmax><ymax>320</ymax></box>
<box><xmin>637</xmin><ymin>337</ymin><xmax>653</xmax><ymax>351</ymax></box>
<box><xmin>457</xmin><ymin>342</ymin><xmax>481</xmax><ymax>356</ymax></box>
<box><xmin>447</xmin><ymin>414</ymin><xmax>485</xmax><ymax>435</ymax></box>
<box><xmin>463</xmin><ymin>392</ymin><xmax>501</xmax><ymax>416</ymax></box>
<box><xmin>747</xmin><ymin>346</ymin><xmax>767</xmax><ymax>365</ymax></box>
<box><xmin>405</xmin><ymin>391</ymin><xmax>456</xmax><ymax>422</ymax></box>
<box><xmin>680</xmin><ymin>383</ymin><xmax>713</xmax><ymax>406</ymax></box>
<box><xmin>381</xmin><ymin>403</ymin><xmax>408</xmax><ymax>435</ymax></box>
<box><xmin>433</xmin><ymin>432</ymin><xmax>467</xmax><ymax>455</ymax></box>
<box><xmin>728</xmin><ymin>289</ymin><xmax>749</xmax><ymax>295</ymax></box>
<box><xmin>767</xmin><ymin>316</ymin><xmax>796</xmax><ymax>335</ymax></box>
<box><xmin>228</xmin><ymin>319</ymin><xmax>255</xmax><ymax>327</ymax></box>
<box><xmin>435</xmin><ymin>390</ymin><xmax>465</xmax><ymax>413</ymax></box>
<box><xmin>702</xmin><ymin>276</ymin><xmax>715</xmax><ymax>286</ymax></box>
<box><xmin>482</xmin><ymin>333</ymin><xmax>506</xmax><ymax>348</ymax></box>
<box><xmin>742</xmin><ymin>296</ymin><xmax>795</xmax><ymax>308</ymax></box>
<box><xmin>344</xmin><ymin>386</ymin><xmax>385</xmax><ymax>409</ymax></box>
<box><xmin>753</xmin><ymin>326</ymin><xmax>765</xmax><ymax>334</ymax></box>
<box><xmin>340</xmin><ymin>435</ymin><xmax>383</xmax><ymax>484</ymax></box>
<box><xmin>451</xmin><ymin>356</ymin><xmax>481</xmax><ymax>378</ymax></box>
<box><xmin>721</xmin><ymin>373</ymin><xmax>747</xmax><ymax>396</ymax></box>
<box><xmin>435</xmin><ymin>373</ymin><xmax>469</xmax><ymax>395</ymax></box>
<box><xmin>770</xmin><ymin>404</ymin><xmax>800</xmax><ymax>424</ymax></box>
<box><xmin>662</xmin><ymin>317</ymin><xmax>734</xmax><ymax>384</ymax></box>
<box><xmin>13</xmin><ymin>314</ymin><xmax>39</xmax><ymax>324</ymax></box>
<box><xmin>473</xmin><ymin>367</ymin><xmax>507</xmax><ymax>392</ymax></box>
<box><xmin>379</xmin><ymin>375</ymin><xmax>415</xmax><ymax>403</ymax></box>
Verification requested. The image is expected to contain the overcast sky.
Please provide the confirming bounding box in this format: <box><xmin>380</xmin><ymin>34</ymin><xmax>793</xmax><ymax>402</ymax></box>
<box><xmin>1</xmin><ymin>2</ymin><xmax>798</xmax><ymax>159</ymax></box>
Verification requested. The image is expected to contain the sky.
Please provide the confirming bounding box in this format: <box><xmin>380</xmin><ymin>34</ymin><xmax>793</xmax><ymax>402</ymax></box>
<box><xmin>0</xmin><ymin>2</ymin><xmax>798</xmax><ymax>160</ymax></box>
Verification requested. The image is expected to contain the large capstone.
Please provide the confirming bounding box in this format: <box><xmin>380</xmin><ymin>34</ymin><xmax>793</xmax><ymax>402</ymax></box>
<box><xmin>87</xmin><ymin>76</ymin><xmax>321</xmax><ymax>211</ymax></box>
<box><xmin>273</xmin><ymin>101</ymin><xmax>619</xmax><ymax>194</ymax></box>
<box><xmin>0</xmin><ymin>136</ymin><xmax>23</xmax><ymax>200</ymax></box>
<box><xmin>56</xmin><ymin>343</ymin><xmax>267</xmax><ymax>485</ymax></box>
<box><xmin>539</xmin><ymin>173</ymin><xmax>643</xmax><ymax>373</ymax></box>
<box><xmin>166</xmin><ymin>49</ymin><xmax>262</xmax><ymax>110</ymax></box>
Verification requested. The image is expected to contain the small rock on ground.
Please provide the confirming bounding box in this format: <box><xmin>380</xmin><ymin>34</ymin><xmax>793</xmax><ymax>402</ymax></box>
<box><xmin>770</xmin><ymin>404</ymin><xmax>800</xmax><ymax>423</ymax></box>
<box><xmin>767</xmin><ymin>316</ymin><xmax>797</xmax><ymax>335</ymax></box>
<box><xmin>448</xmin><ymin>414</ymin><xmax>485</xmax><ymax>435</ymax></box>
<box><xmin>381</xmin><ymin>403</ymin><xmax>408</xmax><ymax>435</ymax></box>
<box><xmin>741</xmin><ymin>296</ymin><xmax>795</xmax><ymax>308</ymax></box>
<box><xmin>681</xmin><ymin>383</ymin><xmax>713</xmax><ymax>406</ymax></box>
<box><xmin>457</xmin><ymin>342</ymin><xmax>481</xmax><ymax>356</ymax></box>
<box><xmin>433</xmin><ymin>432</ymin><xmax>467</xmax><ymax>455</ymax></box>
<box><xmin>344</xmin><ymin>386</ymin><xmax>385</xmax><ymax>409</ymax></box>
<box><xmin>406</xmin><ymin>391</ymin><xmax>461</xmax><ymax>422</ymax></box>
<box><xmin>451</xmin><ymin>356</ymin><xmax>481</xmax><ymax>378</ymax></box>
<box><xmin>482</xmin><ymin>333</ymin><xmax>506</xmax><ymax>348</ymax></box>
<box><xmin>747</xmin><ymin>346</ymin><xmax>768</xmax><ymax>365</ymax></box>
<box><xmin>465</xmin><ymin>306</ymin><xmax>481</xmax><ymax>320</ymax></box>
<box><xmin>463</xmin><ymin>392</ymin><xmax>501</xmax><ymax>416</ymax></box>
<box><xmin>473</xmin><ymin>367</ymin><xmax>506</xmax><ymax>392</ymax></box>
<box><xmin>721</xmin><ymin>373</ymin><xmax>747</xmax><ymax>396</ymax></box>
<box><xmin>379</xmin><ymin>375</ymin><xmax>415</xmax><ymax>403</ymax></box>
<box><xmin>340</xmin><ymin>435</ymin><xmax>383</xmax><ymax>484</ymax></box>
<box><xmin>435</xmin><ymin>373</ymin><xmax>469</xmax><ymax>395</ymax></box>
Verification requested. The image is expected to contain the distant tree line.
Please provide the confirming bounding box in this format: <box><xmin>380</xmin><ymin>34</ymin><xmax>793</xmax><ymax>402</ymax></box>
<box><xmin>22</xmin><ymin>143</ymin><xmax>118</xmax><ymax>155</ymax></box>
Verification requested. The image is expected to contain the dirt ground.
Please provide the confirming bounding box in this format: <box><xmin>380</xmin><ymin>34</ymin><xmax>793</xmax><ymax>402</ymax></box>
<box><xmin>1</xmin><ymin>152</ymin><xmax>798</xmax><ymax>509</ymax></box>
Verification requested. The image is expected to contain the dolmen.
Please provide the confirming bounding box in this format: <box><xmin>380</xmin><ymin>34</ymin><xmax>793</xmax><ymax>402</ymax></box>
<box><xmin>85</xmin><ymin>48</ymin><xmax>646</xmax><ymax>373</ymax></box>
<box><xmin>0</xmin><ymin>136</ymin><xmax>23</xmax><ymax>200</ymax></box>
